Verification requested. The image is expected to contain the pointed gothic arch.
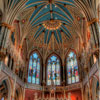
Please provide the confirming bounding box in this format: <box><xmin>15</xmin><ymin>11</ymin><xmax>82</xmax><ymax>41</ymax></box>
<box><xmin>65</xmin><ymin>50</ymin><xmax>79</xmax><ymax>85</ymax></box>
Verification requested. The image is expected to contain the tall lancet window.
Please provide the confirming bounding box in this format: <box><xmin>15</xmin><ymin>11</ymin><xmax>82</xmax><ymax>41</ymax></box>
<box><xmin>28</xmin><ymin>52</ymin><xmax>40</xmax><ymax>84</ymax></box>
<box><xmin>66</xmin><ymin>52</ymin><xmax>79</xmax><ymax>84</ymax></box>
<box><xmin>47</xmin><ymin>55</ymin><xmax>61</xmax><ymax>85</ymax></box>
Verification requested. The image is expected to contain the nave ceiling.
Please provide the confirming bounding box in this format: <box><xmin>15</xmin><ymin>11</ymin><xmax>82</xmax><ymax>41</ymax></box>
<box><xmin>0</xmin><ymin>0</ymin><xmax>99</xmax><ymax>63</ymax></box>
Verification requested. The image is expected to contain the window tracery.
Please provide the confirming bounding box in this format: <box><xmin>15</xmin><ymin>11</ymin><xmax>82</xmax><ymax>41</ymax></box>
<box><xmin>66</xmin><ymin>51</ymin><xmax>79</xmax><ymax>84</ymax></box>
<box><xmin>47</xmin><ymin>55</ymin><xmax>61</xmax><ymax>85</ymax></box>
<box><xmin>28</xmin><ymin>52</ymin><xmax>41</xmax><ymax>84</ymax></box>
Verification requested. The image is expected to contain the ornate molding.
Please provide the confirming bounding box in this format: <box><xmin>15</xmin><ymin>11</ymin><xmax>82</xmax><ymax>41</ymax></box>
<box><xmin>44</xmin><ymin>83</ymin><xmax>82</xmax><ymax>92</ymax></box>
<box><xmin>25</xmin><ymin>83</ymin><xmax>42</xmax><ymax>90</ymax></box>
<box><xmin>65</xmin><ymin>83</ymin><xmax>82</xmax><ymax>91</ymax></box>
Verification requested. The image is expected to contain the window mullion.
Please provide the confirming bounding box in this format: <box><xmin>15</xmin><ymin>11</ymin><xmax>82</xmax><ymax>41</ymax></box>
<box><xmin>51</xmin><ymin>61</ymin><xmax>52</xmax><ymax>85</ymax></box>
<box><xmin>71</xmin><ymin>58</ymin><xmax>72</xmax><ymax>84</ymax></box>
<box><xmin>32</xmin><ymin>57</ymin><xmax>33</xmax><ymax>84</ymax></box>
<box><xmin>74</xmin><ymin>57</ymin><xmax>76</xmax><ymax>83</ymax></box>
<box><xmin>55</xmin><ymin>62</ymin><xmax>57</xmax><ymax>85</ymax></box>
<box><xmin>35</xmin><ymin>59</ymin><xmax>37</xmax><ymax>84</ymax></box>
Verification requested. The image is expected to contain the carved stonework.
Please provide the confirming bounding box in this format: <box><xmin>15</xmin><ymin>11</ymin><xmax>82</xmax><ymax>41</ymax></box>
<box><xmin>0</xmin><ymin>48</ymin><xmax>6</xmax><ymax>61</ymax></box>
<box><xmin>43</xmin><ymin>20</ymin><xmax>61</xmax><ymax>30</ymax></box>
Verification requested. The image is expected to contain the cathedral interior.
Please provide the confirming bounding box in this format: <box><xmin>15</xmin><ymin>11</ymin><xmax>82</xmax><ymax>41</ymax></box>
<box><xmin>0</xmin><ymin>0</ymin><xmax>100</xmax><ymax>100</ymax></box>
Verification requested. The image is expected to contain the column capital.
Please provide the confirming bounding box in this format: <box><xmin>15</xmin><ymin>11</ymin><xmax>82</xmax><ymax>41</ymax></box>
<box><xmin>2</xmin><ymin>22</ymin><xmax>15</xmax><ymax>32</ymax></box>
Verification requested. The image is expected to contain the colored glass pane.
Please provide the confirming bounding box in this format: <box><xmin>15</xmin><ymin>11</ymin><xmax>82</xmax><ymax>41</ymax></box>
<box><xmin>1</xmin><ymin>97</ymin><xmax>4</xmax><ymax>100</ymax></box>
<box><xmin>28</xmin><ymin>52</ymin><xmax>40</xmax><ymax>84</ymax></box>
<box><xmin>47</xmin><ymin>55</ymin><xmax>60</xmax><ymax>85</ymax></box>
<box><xmin>67</xmin><ymin>52</ymin><xmax>79</xmax><ymax>84</ymax></box>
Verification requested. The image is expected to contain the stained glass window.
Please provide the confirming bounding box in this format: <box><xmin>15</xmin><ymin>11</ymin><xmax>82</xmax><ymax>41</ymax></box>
<box><xmin>1</xmin><ymin>97</ymin><xmax>4</xmax><ymax>100</ymax></box>
<box><xmin>47</xmin><ymin>55</ymin><xmax>61</xmax><ymax>85</ymax></box>
<box><xmin>28</xmin><ymin>52</ymin><xmax>40</xmax><ymax>84</ymax></box>
<box><xmin>66</xmin><ymin>52</ymin><xmax>79</xmax><ymax>84</ymax></box>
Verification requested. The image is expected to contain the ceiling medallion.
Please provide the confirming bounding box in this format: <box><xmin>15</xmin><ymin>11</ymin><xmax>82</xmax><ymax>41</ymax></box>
<box><xmin>43</xmin><ymin>20</ymin><xmax>62</xmax><ymax>30</ymax></box>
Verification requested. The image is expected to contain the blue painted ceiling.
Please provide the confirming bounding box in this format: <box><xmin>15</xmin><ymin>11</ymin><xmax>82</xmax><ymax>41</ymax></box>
<box><xmin>25</xmin><ymin>0</ymin><xmax>75</xmax><ymax>44</ymax></box>
<box><xmin>8</xmin><ymin>0</ymin><xmax>75</xmax><ymax>44</ymax></box>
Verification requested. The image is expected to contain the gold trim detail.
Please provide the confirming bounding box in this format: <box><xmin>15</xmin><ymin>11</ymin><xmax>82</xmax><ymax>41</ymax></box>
<box><xmin>43</xmin><ymin>20</ymin><xmax>62</xmax><ymax>30</ymax></box>
<box><xmin>2</xmin><ymin>22</ymin><xmax>15</xmax><ymax>32</ymax></box>
<box><xmin>88</xmin><ymin>18</ymin><xmax>98</xmax><ymax>26</ymax></box>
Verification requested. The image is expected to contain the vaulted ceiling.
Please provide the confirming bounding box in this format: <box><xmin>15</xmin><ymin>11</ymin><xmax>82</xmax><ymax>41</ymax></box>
<box><xmin>15</xmin><ymin>0</ymin><xmax>84</xmax><ymax>57</ymax></box>
<box><xmin>25</xmin><ymin>0</ymin><xmax>75</xmax><ymax>44</ymax></box>
<box><xmin>3</xmin><ymin>0</ymin><xmax>90</xmax><ymax>60</ymax></box>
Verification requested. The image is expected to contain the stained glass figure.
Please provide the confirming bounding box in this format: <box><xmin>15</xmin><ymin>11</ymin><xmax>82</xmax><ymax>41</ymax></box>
<box><xmin>28</xmin><ymin>52</ymin><xmax>40</xmax><ymax>84</ymax></box>
<box><xmin>47</xmin><ymin>55</ymin><xmax>61</xmax><ymax>85</ymax></box>
<box><xmin>67</xmin><ymin>52</ymin><xmax>79</xmax><ymax>84</ymax></box>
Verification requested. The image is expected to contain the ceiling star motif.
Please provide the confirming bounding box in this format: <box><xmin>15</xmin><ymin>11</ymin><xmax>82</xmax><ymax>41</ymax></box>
<box><xmin>25</xmin><ymin>0</ymin><xmax>75</xmax><ymax>44</ymax></box>
<box><xmin>43</xmin><ymin>20</ymin><xmax>61</xmax><ymax>30</ymax></box>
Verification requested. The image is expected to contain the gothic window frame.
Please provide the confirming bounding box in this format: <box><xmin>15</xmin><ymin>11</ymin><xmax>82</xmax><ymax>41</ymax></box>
<box><xmin>65</xmin><ymin>50</ymin><xmax>80</xmax><ymax>85</ymax></box>
<box><xmin>1</xmin><ymin>97</ymin><xmax>5</xmax><ymax>100</ymax></box>
<box><xmin>46</xmin><ymin>54</ymin><xmax>62</xmax><ymax>86</ymax></box>
<box><xmin>27</xmin><ymin>51</ymin><xmax>42</xmax><ymax>85</ymax></box>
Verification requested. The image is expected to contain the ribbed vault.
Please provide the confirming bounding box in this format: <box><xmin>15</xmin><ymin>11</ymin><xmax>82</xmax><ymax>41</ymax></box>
<box><xmin>1</xmin><ymin>0</ymin><xmax>99</xmax><ymax>65</ymax></box>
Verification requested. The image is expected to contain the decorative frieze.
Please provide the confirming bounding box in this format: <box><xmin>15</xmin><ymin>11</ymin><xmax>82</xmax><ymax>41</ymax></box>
<box><xmin>25</xmin><ymin>83</ymin><xmax>42</xmax><ymax>90</ymax></box>
<box><xmin>44</xmin><ymin>83</ymin><xmax>82</xmax><ymax>92</ymax></box>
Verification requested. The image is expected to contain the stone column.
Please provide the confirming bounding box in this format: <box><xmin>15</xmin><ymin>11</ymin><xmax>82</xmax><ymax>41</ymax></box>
<box><xmin>0</xmin><ymin>61</ymin><xmax>2</xmax><ymax>72</ymax></box>
<box><xmin>99</xmin><ymin>60</ymin><xmax>100</xmax><ymax>100</ymax></box>
<box><xmin>12</xmin><ymin>76</ymin><xmax>16</xmax><ymax>100</ymax></box>
<box><xmin>43</xmin><ymin>87</ymin><xmax>44</xmax><ymax>100</ymax></box>
<box><xmin>43</xmin><ymin>63</ymin><xmax>46</xmax><ymax>84</ymax></box>
<box><xmin>63</xmin><ymin>63</ymin><xmax>65</xmax><ymax>86</ymax></box>
<box><xmin>42</xmin><ymin>63</ymin><xmax>45</xmax><ymax>100</ymax></box>
<box><xmin>0</xmin><ymin>26</ymin><xmax>6</xmax><ymax>48</ymax></box>
<box><xmin>23</xmin><ymin>86</ymin><xmax>25</xmax><ymax>100</ymax></box>
<box><xmin>64</xmin><ymin>89</ymin><xmax>66</xmax><ymax>100</ymax></box>
<box><xmin>9</xmin><ymin>57</ymin><xmax>12</xmax><ymax>70</ymax></box>
<box><xmin>50</xmin><ymin>92</ymin><xmax>51</xmax><ymax>99</ymax></box>
<box><xmin>81</xmin><ymin>86</ymin><xmax>84</xmax><ymax>100</ymax></box>
<box><xmin>0</xmin><ymin>23</ymin><xmax>14</xmax><ymax>51</ymax></box>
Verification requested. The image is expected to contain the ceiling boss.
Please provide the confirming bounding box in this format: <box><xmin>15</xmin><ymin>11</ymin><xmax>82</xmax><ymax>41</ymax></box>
<box><xmin>25</xmin><ymin>0</ymin><xmax>74</xmax><ymax>44</ymax></box>
<box><xmin>43</xmin><ymin>20</ymin><xmax>62</xmax><ymax>30</ymax></box>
